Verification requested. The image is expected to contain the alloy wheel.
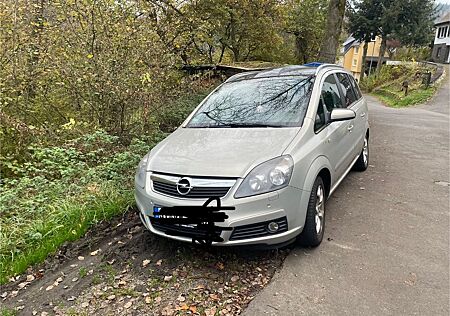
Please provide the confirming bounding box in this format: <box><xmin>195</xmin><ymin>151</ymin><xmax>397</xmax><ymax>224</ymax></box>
<box><xmin>315</xmin><ymin>184</ymin><xmax>325</xmax><ymax>234</ymax></box>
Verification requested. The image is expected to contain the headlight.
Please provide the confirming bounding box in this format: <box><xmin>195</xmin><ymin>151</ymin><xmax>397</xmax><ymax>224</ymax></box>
<box><xmin>234</xmin><ymin>155</ymin><xmax>294</xmax><ymax>198</ymax></box>
<box><xmin>135</xmin><ymin>153</ymin><xmax>149</xmax><ymax>188</ymax></box>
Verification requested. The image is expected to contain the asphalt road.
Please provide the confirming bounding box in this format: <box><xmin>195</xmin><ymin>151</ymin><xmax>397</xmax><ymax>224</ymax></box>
<box><xmin>244</xmin><ymin>71</ymin><xmax>450</xmax><ymax>315</ymax></box>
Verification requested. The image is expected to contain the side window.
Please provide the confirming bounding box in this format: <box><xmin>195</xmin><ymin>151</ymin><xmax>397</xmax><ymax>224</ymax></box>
<box><xmin>314</xmin><ymin>98</ymin><xmax>326</xmax><ymax>132</ymax></box>
<box><xmin>336</xmin><ymin>73</ymin><xmax>358</xmax><ymax>107</ymax></box>
<box><xmin>348</xmin><ymin>74</ymin><xmax>362</xmax><ymax>99</ymax></box>
<box><xmin>321</xmin><ymin>74</ymin><xmax>344</xmax><ymax>113</ymax></box>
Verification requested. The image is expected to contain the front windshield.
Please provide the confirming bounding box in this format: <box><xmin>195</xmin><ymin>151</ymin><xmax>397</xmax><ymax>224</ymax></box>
<box><xmin>186</xmin><ymin>76</ymin><xmax>314</xmax><ymax>128</ymax></box>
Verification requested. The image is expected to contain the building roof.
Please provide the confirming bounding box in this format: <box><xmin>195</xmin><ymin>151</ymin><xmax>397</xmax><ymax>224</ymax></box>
<box><xmin>342</xmin><ymin>36</ymin><xmax>360</xmax><ymax>55</ymax></box>
<box><xmin>435</xmin><ymin>11</ymin><xmax>450</xmax><ymax>26</ymax></box>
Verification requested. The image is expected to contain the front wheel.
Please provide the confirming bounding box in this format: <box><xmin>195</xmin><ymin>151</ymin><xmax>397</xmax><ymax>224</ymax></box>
<box><xmin>298</xmin><ymin>176</ymin><xmax>326</xmax><ymax>247</ymax></box>
<box><xmin>353</xmin><ymin>135</ymin><xmax>369</xmax><ymax>171</ymax></box>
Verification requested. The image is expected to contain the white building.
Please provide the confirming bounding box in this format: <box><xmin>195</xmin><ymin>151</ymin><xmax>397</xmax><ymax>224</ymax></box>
<box><xmin>432</xmin><ymin>12</ymin><xmax>450</xmax><ymax>63</ymax></box>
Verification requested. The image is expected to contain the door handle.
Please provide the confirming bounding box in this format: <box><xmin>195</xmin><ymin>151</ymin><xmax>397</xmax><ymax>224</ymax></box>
<box><xmin>360</xmin><ymin>112</ymin><xmax>366</xmax><ymax>117</ymax></box>
<box><xmin>347</xmin><ymin>124</ymin><xmax>354</xmax><ymax>132</ymax></box>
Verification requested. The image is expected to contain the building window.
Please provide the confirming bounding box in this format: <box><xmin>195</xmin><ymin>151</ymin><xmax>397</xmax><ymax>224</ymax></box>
<box><xmin>437</xmin><ymin>47</ymin><xmax>441</xmax><ymax>58</ymax></box>
<box><xmin>352</xmin><ymin>59</ymin><xmax>357</xmax><ymax>66</ymax></box>
<box><xmin>438</xmin><ymin>26</ymin><xmax>449</xmax><ymax>38</ymax></box>
<box><xmin>354</xmin><ymin>47</ymin><xmax>359</xmax><ymax>54</ymax></box>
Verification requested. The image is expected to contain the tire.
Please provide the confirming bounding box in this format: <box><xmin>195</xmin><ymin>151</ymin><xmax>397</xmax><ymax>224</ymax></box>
<box><xmin>298</xmin><ymin>176</ymin><xmax>326</xmax><ymax>247</ymax></box>
<box><xmin>353</xmin><ymin>134</ymin><xmax>369</xmax><ymax>171</ymax></box>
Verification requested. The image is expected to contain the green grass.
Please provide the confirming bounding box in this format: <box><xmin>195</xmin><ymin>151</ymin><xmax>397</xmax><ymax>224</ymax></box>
<box><xmin>360</xmin><ymin>64</ymin><xmax>439</xmax><ymax>108</ymax></box>
<box><xmin>0</xmin><ymin>307</ymin><xmax>17</xmax><ymax>316</ymax></box>
<box><xmin>0</xmin><ymin>188</ymin><xmax>134</xmax><ymax>284</ymax></box>
<box><xmin>372</xmin><ymin>86</ymin><xmax>436</xmax><ymax>108</ymax></box>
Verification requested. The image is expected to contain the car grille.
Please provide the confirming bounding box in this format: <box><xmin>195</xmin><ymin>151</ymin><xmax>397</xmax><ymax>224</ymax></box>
<box><xmin>151</xmin><ymin>173</ymin><xmax>235</xmax><ymax>199</ymax></box>
<box><xmin>229</xmin><ymin>217</ymin><xmax>288</xmax><ymax>241</ymax></box>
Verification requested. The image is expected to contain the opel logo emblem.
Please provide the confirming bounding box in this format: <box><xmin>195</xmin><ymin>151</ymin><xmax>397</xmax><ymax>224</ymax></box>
<box><xmin>176</xmin><ymin>177</ymin><xmax>193</xmax><ymax>195</ymax></box>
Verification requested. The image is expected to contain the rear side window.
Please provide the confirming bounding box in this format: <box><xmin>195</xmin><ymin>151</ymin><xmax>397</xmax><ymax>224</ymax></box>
<box><xmin>322</xmin><ymin>74</ymin><xmax>344</xmax><ymax>111</ymax></box>
<box><xmin>336</xmin><ymin>73</ymin><xmax>358</xmax><ymax>107</ymax></box>
<box><xmin>349</xmin><ymin>75</ymin><xmax>362</xmax><ymax>99</ymax></box>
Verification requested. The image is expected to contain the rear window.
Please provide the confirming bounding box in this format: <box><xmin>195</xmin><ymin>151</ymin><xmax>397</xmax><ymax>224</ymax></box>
<box><xmin>336</xmin><ymin>73</ymin><xmax>358</xmax><ymax>107</ymax></box>
<box><xmin>349</xmin><ymin>75</ymin><xmax>362</xmax><ymax>99</ymax></box>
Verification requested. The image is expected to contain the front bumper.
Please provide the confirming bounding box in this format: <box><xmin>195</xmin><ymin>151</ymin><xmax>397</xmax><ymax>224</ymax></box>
<box><xmin>135</xmin><ymin>173</ymin><xmax>310</xmax><ymax>246</ymax></box>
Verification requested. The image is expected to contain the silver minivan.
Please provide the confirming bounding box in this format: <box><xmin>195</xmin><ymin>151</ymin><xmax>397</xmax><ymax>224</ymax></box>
<box><xmin>135</xmin><ymin>64</ymin><xmax>369</xmax><ymax>247</ymax></box>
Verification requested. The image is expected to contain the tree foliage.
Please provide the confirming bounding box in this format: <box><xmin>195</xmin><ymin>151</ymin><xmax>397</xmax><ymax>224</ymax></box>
<box><xmin>0</xmin><ymin>0</ymin><xmax>332</xmax><ymax>174</ymax></box>
<box><xmin>284</xmin><ymin>0</ymin><xmax>328</xmax><ymax>64</ymax></box>
<box><xmin>347</xmin><ymin>0</ymin><xmax>436</xmax><ymax>72</ymax></box>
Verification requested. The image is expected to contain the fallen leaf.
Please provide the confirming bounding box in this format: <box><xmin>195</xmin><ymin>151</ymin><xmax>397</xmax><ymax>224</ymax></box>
<box><xmin>56</xmin><ymin>277</ymin><xmax>63</xmax><ymax>283</ymax></box>
<box><xmin>72</xmin><ymin>277</ymin><xmax>78</xmax><ymax>282</ymax></box>
<box><xmin>145</xmin><ymin>296</ymin><xmax>152</xmax><ymax>304</ymax></box>
<box><xmin>18</xmin><ymin>282</ymin><xmax>28</xmax><ymax>289</ymax></box>
<box><xmin>209</xmin><ymin>294</ymin><xmax>219</xmax><ymax>300</ymax></box>
<box><xmin>27</xmin><ymin>275</ymin><xmax>35</xmax><ymax>282</ymax></box>
<box><xmin>405</xmin><ymin>272</ymin><xmax>417</xmax><ymax>286</ymax></box>
<box><xmin>81</xmin><ymin>302</ymin><xmax>89</xmax><ymax>308</ymax></box>
<box><xmin>156</xmin><ymin>259</ymin><xmax>163</xmax><ymax>266</ymax></box>
<box><xmin>205</xmin><ymin>307</ymin><xmax>217</xmax><ymax>316</ymax></box>
<box><xmin>155</xmin><ymin>296</ymin><xmax>162</xmax><ymax>303</ymax></box>
<box><xmin>179</xmin><ymin>304</ymin><xmax>189</xmax><ymax>310</ymax></box>
<box><xmin>78</xmin><ymin>256</ymin><xmax>85</xmax><ymax>261</ymax></box>
<box><xmin>164</xmin><ymin>276</ymin><xmax>172</xmax><ymax>282</ymax></box>
<box><xmin>177</xmin><ymin>295</ymin><xmax>185</xmax><ymax>302</ymax></box>
<box><xmin>161</xmin><ymin>305</ymin><xmax>174</xmax><ymax>316</ymax></box>
<box><xmin>189</xmin><ymin>306</ymin><xmax>197</xmax><ymax>313</ymax></box>
<box><xmin>45</xmin><ymin>285</ymin><xmax>54</xmax><ymax>291</ymax></box>
<box><xmin>124</xmin><ymin>301</ymin><xmax>132</xmax><ymax>309</ymax></box>
<box><xmin>142</xmin><ymin>259</ymin><xmax>151</xmax><ymax>267</ymax></box>
<box><xmin>216</xmin><ymin>262</ymin><xmax>225</xmax><ymax>270</ymax></box>
<box><xmin>67</xmin><ymin>296</ymin><xmax>76</xmax><ymax>301</ymax></box>
<box><xmin>107</xmin><ymin>295</ymin><xmax>116</xmax><ymax>300</ymax></box>
<box><xmin>231</xmin><ymin>275</ymin><xmax>239</xmax><ymax>282</ymax></box>
<box><xmin>1</xmin><ymin>292</ymin><xmax>7</xmax><ymax>298</ymax></box>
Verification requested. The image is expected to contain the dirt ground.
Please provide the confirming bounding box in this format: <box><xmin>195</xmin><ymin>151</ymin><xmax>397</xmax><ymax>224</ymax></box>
<box><xmin>1</xmin><ymin>210</ymin><xmax>289</xmax><ymax>315</ymax></box>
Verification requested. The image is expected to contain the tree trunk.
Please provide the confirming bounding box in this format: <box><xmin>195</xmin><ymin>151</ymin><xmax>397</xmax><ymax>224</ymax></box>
<box><xmin>360</xmin><ymin>41</ymin><xmax>369</xmax><ymax>79</ymax></box>
<box><xmin>376</xmin><ymin>36</ymin><xmax>387</xmax><ymax>73</ymax></box>
<box><xmin>318</xmin><ymin>0</ymin><xmax>346</xmax><ymax>63</ymax></box>
<box><xmin>295</xmin><ymin>34</ymin><xmax>309</xmax><ymax>64</ymax></box>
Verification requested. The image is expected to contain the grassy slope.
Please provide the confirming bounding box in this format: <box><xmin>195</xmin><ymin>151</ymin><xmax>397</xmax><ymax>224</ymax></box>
<box><xmin>0</xmin><ymin>90</ymin><xmax>213</xmax><ymax>285</ymax></box>
<box><xmin>372</xmin><ymin>86</ymin><xmax>437</xmax><ymax>108</ymax></box>
<box><xmin>361</xmin><ymin>64</ymin><xmax>439</xmax><ymax>108</ymax></box>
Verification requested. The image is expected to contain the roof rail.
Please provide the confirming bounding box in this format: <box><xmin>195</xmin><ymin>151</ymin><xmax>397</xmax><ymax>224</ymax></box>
<box><xmin>315</xmin><ymin>63</ymin><xmax>343</xmax><ymax>75</ymax></box>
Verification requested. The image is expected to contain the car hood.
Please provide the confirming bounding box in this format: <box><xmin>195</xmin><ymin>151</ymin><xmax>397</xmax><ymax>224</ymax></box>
<box><xmin>147</xmin><ymin>127</ymin><xmax>300</xmax><ymax>177</ymax></box>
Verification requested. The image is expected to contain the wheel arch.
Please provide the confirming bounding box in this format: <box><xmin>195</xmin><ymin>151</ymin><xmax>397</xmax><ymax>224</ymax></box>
<box><xmin>301</xmin><ymin>155</ymin><xmax>333</xmax><ymax>195</ymax></box>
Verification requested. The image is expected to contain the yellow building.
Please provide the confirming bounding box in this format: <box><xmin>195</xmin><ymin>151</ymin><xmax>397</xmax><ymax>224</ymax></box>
<box><xmin>342</xmin><ymin>36</ymin><xmax>390</xmax><ymax>81</ymax></box>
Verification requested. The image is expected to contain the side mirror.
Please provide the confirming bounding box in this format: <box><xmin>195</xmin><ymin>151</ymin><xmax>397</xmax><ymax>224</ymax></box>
<box><xmin>330</xmin><ymin>108</ymin><xmax>356</xmax><ymax>122</ymax></box>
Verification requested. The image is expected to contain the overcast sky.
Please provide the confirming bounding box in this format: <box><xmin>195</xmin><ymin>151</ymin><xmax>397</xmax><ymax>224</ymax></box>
<box><xmin>438</xmin><ymin>0</ymin><xmax>450</xmax><ymax>4</ymax></box>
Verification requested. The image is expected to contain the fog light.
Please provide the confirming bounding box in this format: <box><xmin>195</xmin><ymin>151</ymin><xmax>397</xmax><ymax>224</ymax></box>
<box><xmin>267</xmin><ymin>222</ymin><xmax>279</xmax><ymax>233</ymax></box>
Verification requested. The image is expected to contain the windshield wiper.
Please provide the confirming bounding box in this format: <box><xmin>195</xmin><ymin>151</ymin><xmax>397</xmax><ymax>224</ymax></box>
<box><xmin>209</xmin><ymin>123</ymin><xmax>285</xmax><ymax>128</ymax></box>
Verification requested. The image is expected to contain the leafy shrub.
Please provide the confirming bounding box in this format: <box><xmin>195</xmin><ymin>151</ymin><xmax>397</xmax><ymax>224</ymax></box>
<box><xmin>0</xmin><ymin>129</ymin><xmax>160</xmax><ymax>283</ymax></box>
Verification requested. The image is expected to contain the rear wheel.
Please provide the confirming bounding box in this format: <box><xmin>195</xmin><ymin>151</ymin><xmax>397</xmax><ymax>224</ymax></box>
<box><xmin>353</xmin><ymin>134</ymin><xmax>369</xmax><ymax>171</ymax></box>
<box><xmin>298</xmin><ymin>176</ymin><xmax>326</xmax><ymax>247</ymax></box>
